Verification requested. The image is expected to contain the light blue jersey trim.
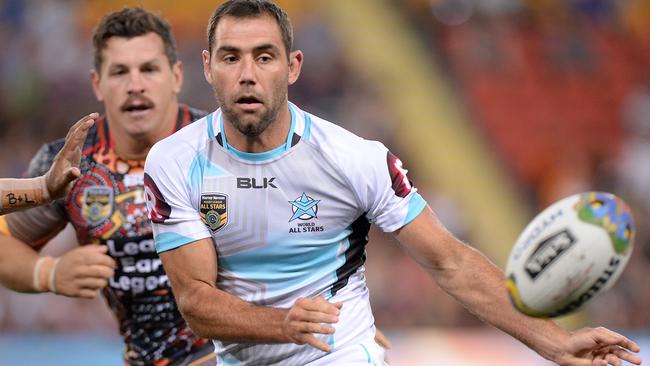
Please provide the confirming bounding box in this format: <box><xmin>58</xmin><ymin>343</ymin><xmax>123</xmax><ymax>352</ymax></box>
<box><xmin>188</xmin><ymin>154</ymin><xmax>228</xmax><ymax>192</ymax></box>
<box><xmin>285</xmin><ymin>104</ymin><xmax>297</xmax><ymax>148</ymax></box>
<box><xmin>207</xmin><ymin>112</ymin><xmax>215</xmax><ymax>139</ymax></box>
<box><xmin>303</xmin><ymin>111</ymin><xmax>313</xmax><ymax>141</ymax></box>
<box><xmin>218</xmin><ymin>106</ymin><xmax>296</xmax><ymax>161</ymax></box>
<box><xmin>225</xmin><ymin>142</ymin><xmax>287</xmax><ymax>161</ymax></box>
<box><xmin>404</xmin><ymin>192</ymin><xmax>427</xmax><ymax>226</ymax></box>
<box><xmin>218</xmin><ymin>353</ymin><xmax>242</xmax><ymax>366</ymax></box>
<box><xmin>359</xmin><ymin>344</ymin><xmax>372</xmax><ymax>364</ymax></box>
<box><xmin>154</xmin><ymin>232</ymin><xmax>197</xmax><ymax>253</ymax></box>
<box><xmin>220</xmin><ymin>229</ymin><xmax>352</xmax><ymax>298</ymax></box>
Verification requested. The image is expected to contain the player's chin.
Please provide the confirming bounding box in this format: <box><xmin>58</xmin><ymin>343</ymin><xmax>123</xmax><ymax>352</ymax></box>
<box><xmin>124</xmin><ymin>121</ymin><xmax>157</xmax><ymax>138</ymax></box>
<box><xmin>238</xmin><ymin>120</ymin><xmax>268</xmax><ymax>137</ymax></box>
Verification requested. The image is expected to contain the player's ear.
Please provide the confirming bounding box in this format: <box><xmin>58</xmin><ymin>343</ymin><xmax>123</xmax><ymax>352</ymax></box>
<box><xmin>172</xmin><ymin>61</ymin><xmax>184</xmax><ymax>94</ymax></box>
<box><xmin>202</xmin><ymin>50</ymin><xmax>214</xmax><ymax>85</ymax></box>
<box><xmin>90</xmin><ymin>69</ymin><xmax>103</xmax><ymax>102</ymax></box>
<box><xmin>288</xmin><ymin>50</ymin><xmax>303</xmax><ymax>86</ymax></box>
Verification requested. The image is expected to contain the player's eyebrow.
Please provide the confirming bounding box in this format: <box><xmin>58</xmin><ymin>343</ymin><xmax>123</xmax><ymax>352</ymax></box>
<box><xmin>216</xmin><ymin>44</ymin><xmax>281</xmax><ymax>54</ymax></box>
<box><xmin>252</xmin><ymin>44</ymin><xmax>280</xmax><ymax>54</ymax></box>
<box><xmin>108</xmin><ymin>58</ymin><xmax>160</xmax><ymax>69</ymax></box>
<box><xmin>216</xmin><ymin>45</ymin><xmax>240</xmax><ymax>54</ymax></box>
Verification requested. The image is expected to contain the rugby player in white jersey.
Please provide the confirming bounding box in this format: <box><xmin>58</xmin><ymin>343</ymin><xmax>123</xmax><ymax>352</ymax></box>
<box><xmin>144</xmin><ymin>1</ymin><xmax>642</xmax><ymax>365</ymax></box>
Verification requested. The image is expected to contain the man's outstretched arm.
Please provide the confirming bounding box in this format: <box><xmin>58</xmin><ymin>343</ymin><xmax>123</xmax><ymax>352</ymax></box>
<box><xmin>0</xmin><ymin>113</ymin><xmax>97</xmax><ymax>215</ymax></box>
<box><xmin>393</xmin><ymin>206</ymin><xmax>641</xmax><ymax>366</ymax></box>
<box><xmin>160</xmin><ymin>237</ymin><xmax>341</xmax><ymax>352</ymax></box>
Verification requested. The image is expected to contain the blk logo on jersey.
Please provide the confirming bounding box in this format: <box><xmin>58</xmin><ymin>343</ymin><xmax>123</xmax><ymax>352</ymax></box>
<box><xmin>82</xmin><ymin>187</ymin><xmax>114</xmax><ymax>224</ymax></box>
<box><xmin>289</xmin><ymin>192</ymin><xmax>320</xmax><ymax>222</ymax></box>
<box><xmin>387</xmin><ymin>152</ymin><xmax>413</xmax><ymax>198</ymax></box>
<box><xmin>200</xmin><ymin>193</ymin><xmax>228</xmax><ymax>232</ymax></box>
<box><xmin>144</xmin><ymin>173</ymin><xmax>171</xmax><ymax>224</ymax></box>
<box><xmin>237</xmin><ymin>177</ymin><xmax>278</xmax><ymax>189</ymax></box>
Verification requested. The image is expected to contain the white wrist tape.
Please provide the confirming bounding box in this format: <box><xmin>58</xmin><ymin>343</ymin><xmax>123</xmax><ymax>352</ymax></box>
<box><xmin>48</xmin><ymin>258</ymin><xmax>61</xmax><ymax>294</ymax></box>
<box><xmin>32</xmin><ymin>256</ymin><xmax>53</xmax><ymax>292</ymax></box>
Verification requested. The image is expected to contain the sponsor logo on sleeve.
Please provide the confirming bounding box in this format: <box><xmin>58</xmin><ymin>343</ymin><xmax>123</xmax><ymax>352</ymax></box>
<box><xmin>143</xmin><ymin>173</ymin><xmax>171</xmax><ymax>224</ymax></box>
<box><xmin>387</xmin><ymin>152</ymin><xmax>413</xmax><ymax>198</ymax></box>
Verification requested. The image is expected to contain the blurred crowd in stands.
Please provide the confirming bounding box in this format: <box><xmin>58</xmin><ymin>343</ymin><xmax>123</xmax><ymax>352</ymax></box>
<box><xmin>402</xmin><ymin>0</ymin><xmax>650</xmax><ymax>329</ymax></box>
<box><xmin>0</xmin><ymin>0</ymin><xmax>648</xmax><ymax>336</ymax></box>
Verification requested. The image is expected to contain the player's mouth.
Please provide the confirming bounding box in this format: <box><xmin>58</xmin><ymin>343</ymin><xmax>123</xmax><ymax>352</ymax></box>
<box><xmin>121</xmin><ymin>97</ymin><xmax>155</xmax><ymax>118</ymax></box>
<box><xmin>235</xmin><ymin>96</ymin><xmax>263</xmax><ymax>112</ymax></box>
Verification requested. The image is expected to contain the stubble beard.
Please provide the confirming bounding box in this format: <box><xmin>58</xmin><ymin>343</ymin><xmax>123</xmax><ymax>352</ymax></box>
<box><xmin>217</xmin><ymin>85</ymin><xmax>286</xmax><ymax>138</ymax></box>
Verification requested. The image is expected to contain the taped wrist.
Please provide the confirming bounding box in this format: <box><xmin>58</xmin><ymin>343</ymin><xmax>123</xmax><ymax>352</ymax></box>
<box><xmin>33</xmin><ymin>256</ymin><xmax>54</xmax><ymax>292</ymax></box>
<box><xmin>0</xmin><ymin>176</ymin><xmax>50</xmax><ymax>212</ymax></box>
<box><xmin>32</xmin><ymin>256</ymin><xmax>60</xmax><ymax>293</ymax></box>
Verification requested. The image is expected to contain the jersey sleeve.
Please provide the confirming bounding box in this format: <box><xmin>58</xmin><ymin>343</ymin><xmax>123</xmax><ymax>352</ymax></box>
<box><xmin>347</xmin><ymin>141</ymin><xmax>427</xmax><ymax>233</ymax></box>
<box><xmin>0</xmin><ymin>141</ymin><xmax>68</xmax><ymax>248</ymax></box>
<box><xmin>144</xmin><ymin>142</ymin><xmax>211</xmax><ymax>254</ymax></box>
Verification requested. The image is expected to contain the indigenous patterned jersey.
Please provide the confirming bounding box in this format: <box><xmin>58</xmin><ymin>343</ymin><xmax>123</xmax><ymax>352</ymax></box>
<box><xmin>0</xmin><ymin>105</ymin><xmax>210</xmax><ymax>366</ymax></box>
<box><xmin>145</xmin><ymin>103</ymin><xmax>427</xmax><ymax>365</ymax></box>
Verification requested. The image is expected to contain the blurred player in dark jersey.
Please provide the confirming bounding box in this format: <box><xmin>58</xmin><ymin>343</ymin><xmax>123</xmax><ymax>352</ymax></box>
<box><xmin>0</xmin><ymin>7</ymin><xmax>213</xmax><ymax>366</ymax></box>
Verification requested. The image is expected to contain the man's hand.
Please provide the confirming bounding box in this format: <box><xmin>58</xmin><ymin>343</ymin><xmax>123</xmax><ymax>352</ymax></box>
<box><xmin>45</xmin><ymin>113</ymin><xmax>98</xmax><ymax>200</ymax></box>
<box><xmin>282</xmin><ymin>297</ymin><xmax>342</xmax><ymax>353</ymax></box>
<box><xmin>375</xmin><ymin>328</ymin><xmax>392</xmax><ymax>349</ymax></box>
<box><xmin>556</xmin><ymin>327</ymin><xmax>641</xmax><ymax>366</ymax></box>
<box><xmin>52</xmin><ymin>245</ymin><xmax>116</xmax><ymax>299</ymax></box>
<box><xmin>375</xmin><ymin>328</ymin><xmax>392</xmax><ymax>364</ymax></box>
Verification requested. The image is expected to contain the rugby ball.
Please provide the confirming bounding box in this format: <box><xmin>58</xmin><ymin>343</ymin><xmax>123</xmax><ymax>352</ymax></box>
<box><xmin>505</xmin><ymin>192</ymin><xmax>634</xmax><ymax>318</ymax></box>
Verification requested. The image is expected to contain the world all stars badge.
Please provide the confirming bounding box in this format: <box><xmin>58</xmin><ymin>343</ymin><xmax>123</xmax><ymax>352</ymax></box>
<box><xmin>200</xmin><ymin>193</ymin><xmax>228</xmax><ymax>232</ymax></box>
<box><xmin>288</xmin><ymin>192</ymin><xmax>320</xmax><ymax>222</ymax></box>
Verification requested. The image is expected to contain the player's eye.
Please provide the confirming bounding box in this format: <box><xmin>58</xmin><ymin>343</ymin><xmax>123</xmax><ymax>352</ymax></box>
<box><xmin>257</xmin><ymin>55</ymin><xmax>273</xmax><ymax>63</ymax></box>
<box><xmin>223</xmin><ymin>55</ymin><xmax>238</xmax><ymax>64</ymax></box>
<box><xmin>109</xmin><ymin>68</ymin><xmax>127</xmax><ymax>76</ymax></box>
<box><xmin>141</xmin><ymin>65</ymin><xmax>159</xmax><ymax>73</ymax></box>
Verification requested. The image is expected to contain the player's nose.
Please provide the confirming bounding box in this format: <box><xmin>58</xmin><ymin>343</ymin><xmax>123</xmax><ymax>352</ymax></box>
<box><xmin>238</xmin><ymin>57</ymin><xmax>257</xmax><ymax>86</ymax></box>
<box><xmin>127</xmin><ymin>70</ymin><xmax>146</xmax><ymax>94</ymax></box>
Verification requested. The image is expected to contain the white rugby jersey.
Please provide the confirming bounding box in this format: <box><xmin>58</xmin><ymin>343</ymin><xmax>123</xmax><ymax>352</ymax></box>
<box><xmin>144</xmin><ymin>103</ymin><xmax>426</xmax><ymax>365</ymax></box>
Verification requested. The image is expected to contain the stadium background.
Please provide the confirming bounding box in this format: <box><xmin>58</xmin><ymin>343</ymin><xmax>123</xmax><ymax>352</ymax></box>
<box><xmin>0</xmin><ymin>0</ymin><xmax>649</xmax><ymax>364</ymax></box>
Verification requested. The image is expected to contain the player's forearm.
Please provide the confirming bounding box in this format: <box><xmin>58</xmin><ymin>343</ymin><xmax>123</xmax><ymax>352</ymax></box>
<box><xmin>0</xmin><ymin>234</ymin><xmax>50</xmax><ymax>293</ymax></box>
<box><xmin>178</xmin><ymin>281</ymin><xmax>290</xmax><ymax>343</ymax></box>
<box><xmin>434</xmin><ymin>243</ymin><xmax>569</xmax><ymax>362</ymax></box>
<box><xmin>0</xmin><ymin>177</ymin><xmax>50</xmax><ymax>215</ymax></box>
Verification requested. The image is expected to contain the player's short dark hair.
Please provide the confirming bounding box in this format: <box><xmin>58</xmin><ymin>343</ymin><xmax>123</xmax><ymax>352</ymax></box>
<box><xmin>92</xmin><ymin>7</ymin><xmax>178</xmax><ymax>71</ymax></box>
<box><xmin>207</xmin><ymin>0</ymin><xmax>294</xmax><ymax>60</ymax></box>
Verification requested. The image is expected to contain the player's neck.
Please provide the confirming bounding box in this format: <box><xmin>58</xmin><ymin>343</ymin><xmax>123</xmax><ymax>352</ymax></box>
<box><xmin>109</xmin><ymin>102</ymin><xmax>179</xmax><ymax>161</ymax></box>
<box><xmin>223</xmin><ymin>103</ymin><xmax>291</xmax><ymax>154</ymax></box>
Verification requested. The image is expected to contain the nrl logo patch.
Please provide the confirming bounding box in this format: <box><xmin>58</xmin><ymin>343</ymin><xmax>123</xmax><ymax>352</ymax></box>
<box><xmin>82</xmin><ymin>187</ymin><xmax>114</xmax><ymax>224</ymax></box>
<box><xmin>200</xmin><ymin>193</ymin><xmax>228</xmax><ymax>232</ymax></box>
